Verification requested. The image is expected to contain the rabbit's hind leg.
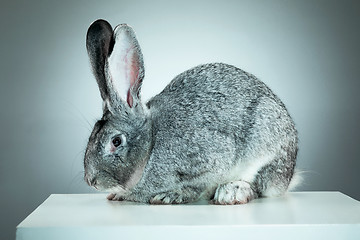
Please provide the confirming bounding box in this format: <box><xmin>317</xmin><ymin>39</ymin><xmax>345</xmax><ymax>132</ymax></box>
<box><xmin>212</xmin><ymin>153</ymin><xmax>296</xmax><ymax>205</ymax></box>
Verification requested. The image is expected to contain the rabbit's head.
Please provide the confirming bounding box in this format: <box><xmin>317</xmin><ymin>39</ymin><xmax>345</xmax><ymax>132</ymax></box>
<box><xmin>84</xmin><ymin>20</ymin><xmax>151</xmax><ymax>193</ymax></box>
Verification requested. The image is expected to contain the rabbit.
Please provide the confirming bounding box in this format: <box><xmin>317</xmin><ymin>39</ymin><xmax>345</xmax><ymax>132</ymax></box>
<box><xmin>83</xmin><ymin>19</ymin><xmax>299</xmax><ymax>205</ymax></box>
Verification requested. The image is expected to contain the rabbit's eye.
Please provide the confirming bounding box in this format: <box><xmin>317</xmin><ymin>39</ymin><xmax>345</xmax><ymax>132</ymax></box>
<box><xmin>112</xmin><ymin>137</ymin><xmax>122</xmax><ymax>147</ymax></box>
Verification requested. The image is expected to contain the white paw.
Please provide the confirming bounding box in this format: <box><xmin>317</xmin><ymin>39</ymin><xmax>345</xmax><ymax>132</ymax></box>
<box><xmin>213</xmin><ymin>181</ymin><xmax>257</xmax><ymax>205</ymax></box>
<box><xmin>107</xmin><ymin>193</ymin><xmax>124</xmax><ymax>201</ymax></box>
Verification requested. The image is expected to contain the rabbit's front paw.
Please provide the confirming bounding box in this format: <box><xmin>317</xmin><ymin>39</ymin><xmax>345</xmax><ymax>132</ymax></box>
<box><xmin>213</xmin><ymin>180</ymin><xmax>257</xmax><ymax>205</ymax></box>
<box><xmin>107</xmin><ymin>193</ymin><xmax>124</xmax><ymax>201</ymax></box>
<box><xmin>150</xmin><ymin>192</ymin><xmax>186</xmax><ymax>204</ymax></box>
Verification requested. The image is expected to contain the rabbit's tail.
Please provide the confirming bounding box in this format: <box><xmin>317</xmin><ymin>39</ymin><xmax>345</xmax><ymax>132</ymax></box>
<box><xmin>287</xmin><ymin>169</ymin><xmax>304</xmax><ymax>191</ymax></box>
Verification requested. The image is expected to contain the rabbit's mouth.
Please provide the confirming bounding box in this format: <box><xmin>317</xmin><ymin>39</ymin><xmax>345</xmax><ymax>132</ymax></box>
<box><xmin>84</xmin><ymin>170</ymin><xmax>125</xmax><ymax>192</ymax></box>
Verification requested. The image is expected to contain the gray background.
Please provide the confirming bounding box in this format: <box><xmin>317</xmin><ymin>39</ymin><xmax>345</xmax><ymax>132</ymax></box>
<box><xmin>1</xmin><ymin>0</ymin><xmax>359</xmax><ymax>239</ymax></box>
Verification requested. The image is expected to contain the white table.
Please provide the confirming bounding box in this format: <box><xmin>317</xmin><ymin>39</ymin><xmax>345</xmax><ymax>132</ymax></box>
<box><xmin>16</xmin><ymin>192</ymin><xmax>360</xmax><ymax>240</ymax></box>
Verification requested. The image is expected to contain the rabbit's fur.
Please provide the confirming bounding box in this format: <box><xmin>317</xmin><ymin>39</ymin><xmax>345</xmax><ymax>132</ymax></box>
<box><xmin>84</xmin><ymin>20</ymin><xmax>298</xmax><ymax>204</ymax></box>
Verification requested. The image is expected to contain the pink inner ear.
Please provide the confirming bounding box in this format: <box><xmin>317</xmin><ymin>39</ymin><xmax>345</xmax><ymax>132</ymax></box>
<box><xmin>108</xmin><ymin>30</ymin><xmax>141</xmax><ymax>109</ymax></box>
<box><xmin>125</xmin><ymin>56</ymin><xmax>139</xmax><ymax>108</ymax></box>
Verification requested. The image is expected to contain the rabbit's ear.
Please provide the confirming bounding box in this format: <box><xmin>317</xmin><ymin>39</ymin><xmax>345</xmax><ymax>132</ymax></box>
<box><xmin>86</xmin><ymin>19</ymin><xmax>114</xmax><ymax>101</ymax></box>
<box><xmin>106</xmin><ymin>24</ymin><xmax>145</xmax><ymax>108</ymax></box>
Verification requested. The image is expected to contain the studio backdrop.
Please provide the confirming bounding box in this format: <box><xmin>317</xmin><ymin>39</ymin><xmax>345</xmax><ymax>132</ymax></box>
<box><xmin>1</xmin><ymin>1</ymin><xmax>359</xmax><ymax>240</ymax></box>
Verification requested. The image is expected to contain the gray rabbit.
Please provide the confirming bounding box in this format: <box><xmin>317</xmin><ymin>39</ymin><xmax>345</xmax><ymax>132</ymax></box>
<box><xmin>84</xmin><ymin>19</ymin><xmax>299</xmax><ymax>204</ymax></box>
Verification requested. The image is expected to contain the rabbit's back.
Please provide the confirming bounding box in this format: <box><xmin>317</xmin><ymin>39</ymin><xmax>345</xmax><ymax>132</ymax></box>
<box><xmin>147</xmin><ymin>62</ymin><xmax>295</xmax><ymax>145</ymax></box>
<box><xmin>148</xmin><ymin>63</ymin><xmax>269</xmax><ymax>129</ymax></box>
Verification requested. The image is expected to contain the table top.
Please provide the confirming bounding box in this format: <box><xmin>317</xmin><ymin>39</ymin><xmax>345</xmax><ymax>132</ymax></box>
<box><xmin>18</xmin><ymin>191</ymin><xmax>360</xmax><ymax>227</ymax></box>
